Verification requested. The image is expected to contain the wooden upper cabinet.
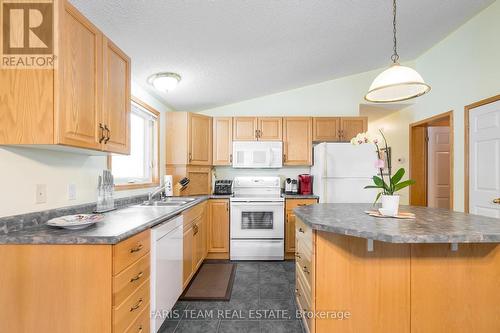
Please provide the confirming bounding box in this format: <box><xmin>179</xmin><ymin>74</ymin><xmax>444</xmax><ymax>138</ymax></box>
<box><xmin>233</xmin><ymin>117</ymin><xmax>283</xmax><ymax>141</ymax></box>
<box><xmin>58</xmin><ymin>2</ymin><xmax>103</xmax><ymax>151</ymax></box>
<box><xmin>0</xmin><ymin>0</ymin><xmax>131</xmax><ymax>154</ymax></box>
<box><xmin>213</xmin><ymin>117</ymin><xmax>233</xmax><ymax>165</ymax></box>
<box><xmin>258</xmin><ymin>117</ymin><xmax>283</xmax><ymax>141</ymax></box>
<box><xmin>283</xmin><ymin>117</ymin><xmax>313</xmax><ymax>166</ymax></box>
<box><xmin>189</xmin><ymin>113</ymin><xmax>212</xmax><ymax>165</ymax></box>
<box><xmin>233</xmin><ymin>117</ymin><xmax>258</xmax><ymax>141</ymax></box>
<box><xmin>102</xmin><ymin>37</ymin><xmax>131</xmax><ymax>154</ymax></box>
<box><xmin>340</xmin><ymin>117</ymin><xmax>368</xmax><ymax>142</ymax></box>
<box><xmin>313</xmin><ymin>117</ymin><xmax>340</xmax><ymax>142</ymax></box>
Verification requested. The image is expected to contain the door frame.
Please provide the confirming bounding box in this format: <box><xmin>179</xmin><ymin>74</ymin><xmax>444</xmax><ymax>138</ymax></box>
<box><xmin>464</xmin><ymin>94</ymin><xmax>500</xmax><ymax>213</ymax></box>
<box><xmin>409</xmin><ymin>111</ymin><xmax>454</xmax><ymax>208</ymax></box>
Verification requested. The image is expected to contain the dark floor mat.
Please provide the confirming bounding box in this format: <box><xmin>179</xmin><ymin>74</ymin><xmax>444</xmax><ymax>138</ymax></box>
<box><xmin>180</xmin><ymin>262</ymin><xmax>236</xmax><ymax>301</ymax></box>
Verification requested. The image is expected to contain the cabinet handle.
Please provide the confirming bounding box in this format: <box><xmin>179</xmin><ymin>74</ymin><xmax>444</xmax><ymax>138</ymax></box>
<box><xmin>130</xmin><ymin>271</ymin><xmax>144</xmax><ymax>282</ymax></box>
<box><xmin>298</xmin><ymin>204</ymin><xmax>308</xmax><ymax>206</ymax></box>
<box><xmin>193</xmin><ymin>224</ymin><xmax>199</xmax><ymax>235</ymax></box>
<box><xmin>130</xmin><ymin>244</ymin><xmax>143</xmax><ymax>253</ymax></box>
<box><xmin>137</xmin><ymin>325</ymin><xmax>143</xmax><ymax>333</ymax></box>
<box><xmin>229</xmin><ymin>154</ymin><xmax>233</xmax><ymax>163</ymax></box>
<box><xmin>295</xmin><ymin>288</ymin><xmax>301</xmax><ymax>297</ymax></box>
<box><xmin>493</xmin><ymin>198</ymin><xmax>500</xmax><ymax>204</ymax></box>
<box><xmin>295</xmin><ymin>252</ymin><xmax>301</xmax><ymax>258</ymax></box>
<box><xmin>255</xmin><ymin>129</ymin><xmax>259</xmax><ymax>139</ymax></box>
<box><xmin>99</xmin><ymin>123</ymin><xmax>105</xmax><ymax>143</ymax></box>
<box><xmin>283</xmin><ymin>153</ymin><xmax>286</xmax><ymax>162</ymax></box>
<box><xmin>303</xmin><ymin>266</ymin><xmax>310</xmax><ymax>274</ymax></box>
<box><xmin>189</xmin><ymin>153</ymin><xmax>192</xmax><ymax>162</ymax></box>
<box><xmin>104</xmin><ymin>125</ymin><xmax>111</xmax><ymax>143</ymax></box>
<box><xmin>226</xmin><ymin>203</ymin><xmax>229</xmax><ymax>212</ymax></box>
<box><xmin>130</xmin><ymin>298</ymin><xmax>143</xmax><ymax>312</ymax></box>
<box><xmin>298</xmin><ymin>228</ymin><xmax>305</xmax><ymax>233</ymax></box>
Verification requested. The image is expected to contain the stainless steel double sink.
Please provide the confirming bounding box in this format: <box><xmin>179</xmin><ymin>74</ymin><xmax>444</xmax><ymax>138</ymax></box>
<box><xmin>137</xmin><ymin>197</ymin><xmax>197</xmax><ymax>208</ymax></box>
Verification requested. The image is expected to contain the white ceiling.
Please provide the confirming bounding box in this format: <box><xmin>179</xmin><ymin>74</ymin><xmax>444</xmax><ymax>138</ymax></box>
<box><xmin>70</xmin><ymin>0</ymin><xmax>493</xmax><ymax>111</ymax></box>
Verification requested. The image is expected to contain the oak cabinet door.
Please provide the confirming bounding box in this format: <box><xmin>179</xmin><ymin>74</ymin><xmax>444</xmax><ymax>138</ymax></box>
<box><xmin>313</xmin><ymin>117</ymin><xmax>340</xmax><ymax>142</ymax></box>
<box><xmin>189</xmin><ymin>114</ymin><xmax>212</xmax><ymax>165</ymax></box>
<box><xmin>102</xmin><ymin>37</ymin><xmax>131</xmax><ymax>154</ymax></box>
<box><xmin>213</xmin><ymin>117</ymin><xmax>233</xmax><ymax>165</ymax></box>
<box><xmin>183</xmin><ymin>226</ymin><xmax>194</xmax><ymax>289</ymax></box>
<box><xmin>186</xmin><ymin>166</ymin><xmax>212</xmax><ymax>195</ymax></box>
<box><xmin>208</xmin><ymin>200</ymin><xmax>230</xmax><ymax>254</ymax></box>
<box><xmin>283</xmin><ymin>117</ymin><xmax>312</xmax><ymax>166</ymax></box>
<box><xmin>233</xmin><ymin>117</ymin><xmax>258</xmax><ymax>141</ymax></box>
<box><xmin>340</xmin><ymin>117</ymin><xmax>368</xmax><ymax>142</ymax></box>
<box><xmin>58</xmin><ymin>2</ymin><xmax>103</xmax><ymax>150</ymax></box>
<box><xmin>285</xmin><ymin>212</ymin><xmax>296</xmax><ymax>255</ymax></box>
<box><xmin>258</xmin><ymin>117</ymin><xmax>283</xmax><ymax>141</ymax></box>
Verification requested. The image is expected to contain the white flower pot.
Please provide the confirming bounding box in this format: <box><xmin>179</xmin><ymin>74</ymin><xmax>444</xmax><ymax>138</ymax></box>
<box><xmin>380</xmin><ymin>195</ymin><xmax>400</xmax><ymax>216</ymax></box>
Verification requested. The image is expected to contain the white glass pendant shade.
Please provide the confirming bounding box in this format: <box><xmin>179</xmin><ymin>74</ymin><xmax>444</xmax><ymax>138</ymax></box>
<box><xmin>365</xmin><ymin>64</ymin><xmax>430</xmax><ymax>103</ymax></box>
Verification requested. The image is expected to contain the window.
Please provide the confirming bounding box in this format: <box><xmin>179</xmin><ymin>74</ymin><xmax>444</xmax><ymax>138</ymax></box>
<box><xmin>109</xmin><ymin>97</ymin><xmax>160</xmax><ymax>190</ymax></box>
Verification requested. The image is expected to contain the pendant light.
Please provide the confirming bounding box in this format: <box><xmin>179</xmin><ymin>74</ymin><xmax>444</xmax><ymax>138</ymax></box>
<box><xmin>365</xmin><ymin>0</ymin><xmax>430</xmax><ymax>103</ymax></box>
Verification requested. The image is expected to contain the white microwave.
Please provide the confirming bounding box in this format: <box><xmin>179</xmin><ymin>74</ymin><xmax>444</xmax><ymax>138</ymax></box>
<box><xmin>232</xmin><ymin>141</ymin><xmax>283</xmax><ymax>168</ymax></box>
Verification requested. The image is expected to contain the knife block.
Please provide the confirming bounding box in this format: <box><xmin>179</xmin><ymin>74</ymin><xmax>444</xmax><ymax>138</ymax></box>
<box><xmin>173</xmin><ymin>183</ymin><xmax>187</xmax><ymax>196</ymax></box>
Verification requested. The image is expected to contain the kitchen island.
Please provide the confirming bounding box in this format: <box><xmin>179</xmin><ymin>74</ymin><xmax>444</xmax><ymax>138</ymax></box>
<box><xmin>293</xmin><ymin>203</ymin><xmax>500</xmax><ymax>333</ymax></box>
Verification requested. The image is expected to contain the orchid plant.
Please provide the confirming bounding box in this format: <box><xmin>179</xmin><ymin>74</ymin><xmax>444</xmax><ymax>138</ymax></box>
<box><xmin>351</xmin><ymin>130</ymin><xmax>415</xmax><ymax>203</ymax></box>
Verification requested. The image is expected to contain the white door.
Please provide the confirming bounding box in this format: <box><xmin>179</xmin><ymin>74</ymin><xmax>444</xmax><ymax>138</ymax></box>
<box><xmin>469</xmin><ymin>100</ymin><xmax>500</xmax><ymax>218</ymax></box>
<box><xmin>427</xmin><ymin>127</ymin><xmax>451</xmax><ymax>209</ymax></box>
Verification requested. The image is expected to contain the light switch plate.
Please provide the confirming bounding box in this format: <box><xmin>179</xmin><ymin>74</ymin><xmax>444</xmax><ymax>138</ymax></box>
<box><xmin>68</xmin><ymin>184</ymin><xmax>76</xmax><ymax>201</ymax></box>
<box><xmin>36</xmin><ymin>184</ymin><xmax>47</xmax><ymax>204</ymax></box>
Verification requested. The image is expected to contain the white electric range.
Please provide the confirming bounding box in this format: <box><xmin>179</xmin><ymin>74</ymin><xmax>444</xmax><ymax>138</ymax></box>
<box><xmin>230</xmin><ymin>176</ymin><xmax>284</xmax><ymax>260</ymax></box>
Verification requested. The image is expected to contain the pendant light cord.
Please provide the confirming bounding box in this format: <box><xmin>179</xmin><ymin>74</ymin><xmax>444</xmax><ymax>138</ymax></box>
<box><xmin>391</xmin><ymin>0</ymin><xmax>400</xmax><ymax>63</ymax></box>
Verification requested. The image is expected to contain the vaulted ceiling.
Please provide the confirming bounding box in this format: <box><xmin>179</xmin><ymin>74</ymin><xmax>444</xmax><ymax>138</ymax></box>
<box><xmin>70</xmin><ymin>0</ymin><xmax>494</xmax><ymax>111</ymax></box>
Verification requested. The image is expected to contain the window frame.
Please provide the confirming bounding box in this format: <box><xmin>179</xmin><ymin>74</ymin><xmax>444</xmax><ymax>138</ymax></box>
<box><xmin>107</xmin><ymin>96</ymin><xmax>161</xmax><ymax>191</ymax></box>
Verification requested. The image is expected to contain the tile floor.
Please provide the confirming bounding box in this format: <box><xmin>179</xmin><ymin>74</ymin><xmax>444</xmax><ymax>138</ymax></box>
<box><xmin>159</xmin><ymin>261</ymin><xmax>305</xmax><ymax>333</ymax></box>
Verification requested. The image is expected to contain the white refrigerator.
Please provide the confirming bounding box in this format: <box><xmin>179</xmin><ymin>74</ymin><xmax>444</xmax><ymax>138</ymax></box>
<box><xmin>311</xmin><ymin>143</ymin><xmax>379</xmax><ymax>203</ymax></box>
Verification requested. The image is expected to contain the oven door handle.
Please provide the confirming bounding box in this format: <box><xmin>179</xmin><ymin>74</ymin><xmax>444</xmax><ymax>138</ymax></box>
<box><xmin>230</xmin><ymin>201</ymin><xmax>284</xmax><ymax>206</ymax></box>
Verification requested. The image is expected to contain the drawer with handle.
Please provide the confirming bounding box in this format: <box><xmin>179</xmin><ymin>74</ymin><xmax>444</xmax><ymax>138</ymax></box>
<box><xmin>296</xmin><ymin>217</ymin><xmax>313</xmax><ymax>248</ymax></box>
<box><xmin>124</xmin><ymin>303</ymin><xmax>150</xmax><ymax>333</ymax></box>
<box><xmin>295</xmin><ymin>250</ymin><xmax>312</xmax><ymax>289</ymax></box>
<box><xmin>113</xmin><ymin>253</ymin><xmax>150</xmax><ymax>306</ymax></box>
<box><xmin>286</xmin><ymin>198</ymin><xmax>317</xmax><ymax>211</ymax></box>
<box><xmin>295</xmin><ymin>262</ymin><xmax>313</xmax><ymax>332</ymax></box>
<box><xmin>113</xmin><ymin>230</ymin><xmax>151</xmax><ymax>275</ymax></box>
<box><xmin>113</xmin><ymin>279</ymin><xmax>150</xmax><ymax>333</ymax></box>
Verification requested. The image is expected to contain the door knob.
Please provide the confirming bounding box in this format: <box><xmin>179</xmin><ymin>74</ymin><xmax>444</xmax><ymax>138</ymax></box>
<box><xmin>493</xmin><ymin>198</ymin><xmax>500</xmax><ymax>204</ymax></box>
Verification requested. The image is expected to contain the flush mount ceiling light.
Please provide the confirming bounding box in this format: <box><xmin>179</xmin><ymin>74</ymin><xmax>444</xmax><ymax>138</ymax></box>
<box><xmin>365</xmin><ymin>0</ymin><xmax>430</xmax><ymax>103</ymax></box>
<box><xmin>147</xmin><ymin>72</ymin><xmax>181</xmax><ymax>92</ymax></box>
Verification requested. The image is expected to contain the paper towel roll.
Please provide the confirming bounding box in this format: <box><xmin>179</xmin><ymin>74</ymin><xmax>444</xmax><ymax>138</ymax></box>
<box><xmin>164</xmin><ymin>175</ymin><xmax>173</xmax><ymax>196</ymax></box>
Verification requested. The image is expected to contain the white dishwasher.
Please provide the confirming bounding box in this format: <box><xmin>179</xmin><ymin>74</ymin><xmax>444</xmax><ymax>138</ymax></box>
<box><xmin>150</xmin><ymin>215</ymin><xmax>183</xmax><ymax>333</ymax></box>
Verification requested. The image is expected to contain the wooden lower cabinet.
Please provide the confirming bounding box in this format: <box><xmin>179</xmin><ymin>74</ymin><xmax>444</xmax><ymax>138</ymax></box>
<box><xmin>296</xmin><ymin>217</ymin><xmax>500</xmax><ymax>333</ymax></box>
<box><xmin>207</xmin><ymin>199</ymin><xmax>230</xmax><ymax>259</ymax></box>
<box><xmin>0</xmin><ymin>229</ymin><xmax>151</xmax><ymax>333</ymax></box>
<box><xmin>182</xmin><ymin>202</ymin><xmax>208</xmax><ymax>288</ymax></box>
<box><xmin>285</xmin><ymin>198</ymin><xmax>317</xmax><ymax>259</ymax></box>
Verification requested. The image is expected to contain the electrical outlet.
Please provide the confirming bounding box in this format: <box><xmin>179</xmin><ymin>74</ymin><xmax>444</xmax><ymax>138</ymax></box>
<box><xmin>68</xmin><ymin>184</ymin><xmax>77</xmax><ymax>201</ymax></box>
<box><xmin>36</xmin><ymin>184</ymin><xmax>47</xmax><ymax>204</ymax></box>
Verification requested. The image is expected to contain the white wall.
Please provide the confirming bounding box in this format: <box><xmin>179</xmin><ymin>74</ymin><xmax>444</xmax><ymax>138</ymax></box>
<box><xmin>199</xmin><ymin>65</ymin><xmax>413</xmax><ymax>117</ymax></box>
<box><xmin>0</xmin><ymin>82</ymin><xmax>171</xmax><ymax>218</ymax></box>
<box><xmin>408</xmin><ymin>0</ymin><xmax>500</xmax><ymax>211</ymax></box>
<box><xmin>201</xmin><ymin>1</ymin><xmax>500</xmax><ymax>211</ymax></box>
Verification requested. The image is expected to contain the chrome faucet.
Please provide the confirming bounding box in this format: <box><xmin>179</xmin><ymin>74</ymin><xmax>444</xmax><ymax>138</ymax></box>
<box><xmin>148</xmin><ymin>185</ymin><xmax>166</xmax><ymax>204</ymax></box>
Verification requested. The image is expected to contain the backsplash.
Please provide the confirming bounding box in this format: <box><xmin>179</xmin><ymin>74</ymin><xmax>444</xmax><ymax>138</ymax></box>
<box><xmin>213</xmin><ymin>166</ymin><xmax>311</xmax><ymax>188</ymax></box>
<box><xmin>0</xmin><ymin>194</ymin><xmax>148</xmax><ymax>235</ymax></box>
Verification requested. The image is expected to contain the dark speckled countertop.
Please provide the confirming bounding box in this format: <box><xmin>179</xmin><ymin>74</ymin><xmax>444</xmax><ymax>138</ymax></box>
<box><xmin>0</xmin><ymin>196</ymin><xmax>209</xmax><ymax>245</ymax></box>
<box><xmin>294</xmin><ymin>203</ymin><xmax>500</xmax><ymax>244</ymax></box>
